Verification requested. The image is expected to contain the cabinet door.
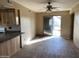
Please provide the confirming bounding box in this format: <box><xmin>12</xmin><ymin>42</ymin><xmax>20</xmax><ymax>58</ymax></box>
<box><xmin>0</xmin><ymin>9</ymin><xmax>16</xmax><ymax>26</ymax></box>
<box><xmin>0</xmin><ymin>9</ymin><xmax>11</xmax><ymax>26</ymax></box>
<box><xmin>12</xmin><ymin>10</ymin><xmax>16</xmax><ymax>25</ymax></box>
<box><xmin>6</xmin><ymin>9</ymin><xmax>16</xmax><ymax>26</ymax></box>
<box><xmin>9</xmin><ymin>36</ymin><xmax>20</xmax><ymax>56</ymax></box>
<box><xmin>0</xmin><ymin>12</ymin><xmax>2</xmax><ymax>25</ymax></box>
<box><xmin>6</xmin><ymin>10</ymin><xmax>12</xmax><ymax>26</ymax></box>
<box><xmin>15</xmin><ymin>36</ymin><xmax>20</xmax><ymax>51</ymax></box>
<box><xmin>0</xmin><ymin>41</ymin><xmax>10</xmax><ymax>57</ymax></box>
<box><xmin>2</xmin><ymin>11</ymin><xmax>7</xmax><ymax>26</ymax></box>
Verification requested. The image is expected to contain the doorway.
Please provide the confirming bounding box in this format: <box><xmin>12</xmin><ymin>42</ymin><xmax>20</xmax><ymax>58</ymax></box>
<box><xmin>43</xmin><ymin>16</ymin><xmax>61</xmax><ymax>36</ymax></box>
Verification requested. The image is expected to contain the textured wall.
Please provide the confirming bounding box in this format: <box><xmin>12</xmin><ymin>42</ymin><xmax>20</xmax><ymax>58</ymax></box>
<box><xmin>13</xmin><ymin>1</ymin><xmax>36</xmax><ymax>47</ymax></box>
<box><xmin>71</xmin><ymin>3</ymin><xmax>79</xmax><ymax>48</ymax></box>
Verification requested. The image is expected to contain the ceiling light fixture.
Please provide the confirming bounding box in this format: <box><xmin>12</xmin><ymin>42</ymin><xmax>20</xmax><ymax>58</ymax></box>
<box><xmin>46</xmin><ymin>1</ymin><xmax>57</xmax><ymax>13</ymax></box>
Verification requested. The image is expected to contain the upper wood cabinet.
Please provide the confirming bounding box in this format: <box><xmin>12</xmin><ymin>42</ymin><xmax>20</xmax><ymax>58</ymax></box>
<box><xmin>0</xmin><ymin>8</ymin><xmax>16</xmax><ymax>26</ymax></box>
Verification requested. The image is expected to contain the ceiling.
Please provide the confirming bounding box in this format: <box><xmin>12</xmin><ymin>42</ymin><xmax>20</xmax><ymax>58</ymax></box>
<box><xmin>12</xmin><ymin>0</ymin><xmax>79</xmax><ymax>12</ymax></box>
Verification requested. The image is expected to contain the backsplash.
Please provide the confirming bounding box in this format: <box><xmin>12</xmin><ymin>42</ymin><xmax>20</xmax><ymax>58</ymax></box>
<box><xmin>6</xmin><ymin>25</ymin><xmax>20</xmax><ymax>31</ymax></box>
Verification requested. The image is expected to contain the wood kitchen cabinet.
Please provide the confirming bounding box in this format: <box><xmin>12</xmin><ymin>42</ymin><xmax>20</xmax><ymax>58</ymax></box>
<box><xmin>0</xmin><ymin>36</ymin><xmax>20</xmax><ymax>57</ymax></box>
<box><xmin>0</xmin><ymin>8</ymin><xmax>16</xmax><ymax>26</ymax></box>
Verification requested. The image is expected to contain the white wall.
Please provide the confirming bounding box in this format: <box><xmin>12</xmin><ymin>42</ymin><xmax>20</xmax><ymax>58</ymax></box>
<box><xmin>13</xmin><ymin>2</ymin><xmax>36</xmax><ymax>47</ymax></box>
<box><xmin>71</xmin><ymin>3</ymin><xmax>79</xmax><ymax>48</ymax></box>
<box><xmin>74</xmin><ymin>11</ymin><xmax>79</xmax><ymax>48</ymax></box>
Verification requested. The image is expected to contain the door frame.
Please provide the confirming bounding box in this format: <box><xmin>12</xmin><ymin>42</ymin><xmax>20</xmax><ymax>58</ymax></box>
<box><xmin>70</xmin><ymin>13</ymin><xmax>74</xmax><ymax>39</ymax></box>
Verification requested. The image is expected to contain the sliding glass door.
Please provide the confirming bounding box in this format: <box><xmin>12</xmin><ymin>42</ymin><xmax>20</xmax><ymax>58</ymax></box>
<box><xmin>43</xmin><ymin>16</ymin><xmax>61</xmax><ymax>36</ymax></box>
<box><xmin>43</xmin><ymin>16</ymin><xmax>53</xmax><ymax>35</ymax></box>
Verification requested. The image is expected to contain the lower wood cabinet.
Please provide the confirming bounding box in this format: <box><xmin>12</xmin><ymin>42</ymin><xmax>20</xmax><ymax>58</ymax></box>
<box><xmin>0</xmin><ymin>36</ymin><xmax>20</xmax><ymax>57</ymax></box>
